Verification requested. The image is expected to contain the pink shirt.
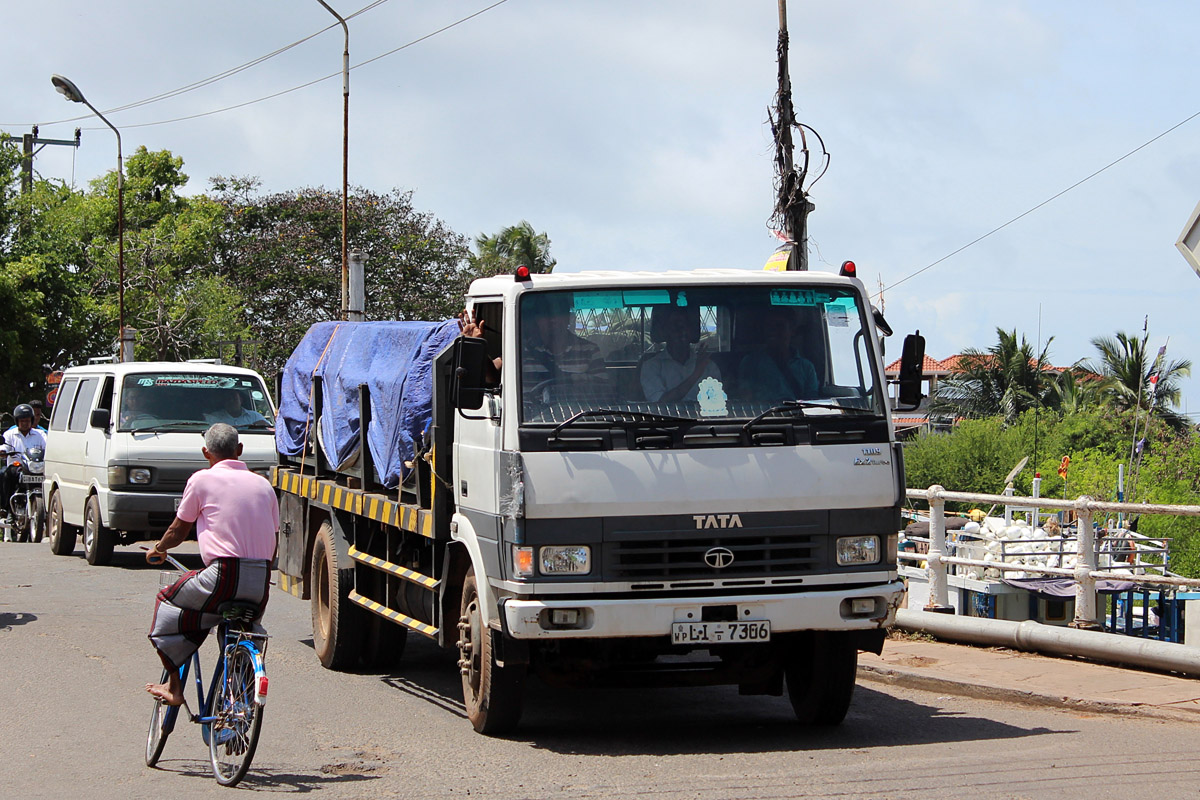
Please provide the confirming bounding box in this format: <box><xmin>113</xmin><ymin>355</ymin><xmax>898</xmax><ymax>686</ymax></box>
<box><xmin>177</xmin><ymin>459</ymin><xmax>278</xmax><ymax>565</ymax></box>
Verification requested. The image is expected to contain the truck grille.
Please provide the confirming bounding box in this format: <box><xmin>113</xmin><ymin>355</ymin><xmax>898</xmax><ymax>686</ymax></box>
<box><xmin>605</xmin><ymin>533</ymin><xmax>824</xmax><ymax>581</ymax></box>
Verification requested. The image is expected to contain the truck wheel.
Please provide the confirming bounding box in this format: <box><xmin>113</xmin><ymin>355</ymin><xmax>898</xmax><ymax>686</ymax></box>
<box><xmin>83</xmin><ymin>495</ymin><xmax>115</xmax><ymax>566</ymax></box>
<box><xmin>47</xmin><ymin>490</ymin><xmax>77</xmax><ymax>556</ymax></box>
<box><xmin>457</xmin><ymin>567</ymin><xmax>525</xmax><ymax>735</ymax></box>
<box><xmin>784</xmin><ymin>632</ymin><xmax>858</xmax><ymax>726</ymax></box>
<box><xmin>311</xmin><ymin>521</ymin><xmax>363</xmax><ymax>669</ymax></box>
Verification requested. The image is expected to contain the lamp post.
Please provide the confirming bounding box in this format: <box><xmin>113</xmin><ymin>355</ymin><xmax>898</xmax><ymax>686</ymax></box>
<box><xmin>51</xmin><ymin>74</ymin><xmax>130</xmax><ymax>361</ymax></box>
<box><xmin>316</xmin><ymin>1</ymin><xmax>350</xmax><ymax>320</ymax></box>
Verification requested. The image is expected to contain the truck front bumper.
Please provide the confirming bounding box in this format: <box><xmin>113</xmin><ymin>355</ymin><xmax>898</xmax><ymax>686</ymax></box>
<box><xmin>500</xmin><ymin>580</ymin><xmax>904</xmax><ymax>640</ymax></box>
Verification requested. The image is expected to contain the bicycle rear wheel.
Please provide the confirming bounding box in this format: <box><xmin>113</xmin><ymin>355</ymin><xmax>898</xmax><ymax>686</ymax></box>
<box><xmin>209</xmin><ymin>644</ymin><xmax>264</xmax><ymax>786</ymax></box>
<box><xmin>146</xmin><ymin>668</ymin><xmax>182</xmax><ymax>767</ymax></box>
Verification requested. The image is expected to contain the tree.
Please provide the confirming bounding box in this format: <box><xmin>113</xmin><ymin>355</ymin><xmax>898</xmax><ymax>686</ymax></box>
<box><xmin>1042</xmin><ymin>367</ymin><xmax>1112</xmax><ymax>415</ymax></box>
<box><xmin>210</xmin><ymin>178</ymin><xmax>473</xmax><ymax>378</ymax></box>
<box><xmin>0</xmin><ymin>136</ymin><xmax>108</xmax><ymax>406</ymax></box>
<box><xmin>472</xmin><ymin>220</ymin><xmax>555</xmax><ymax>277</ymax></box>
<box><xmin>1082</xmin><ymin>331</ymin><xmax>1192</xmax><ymax>429</ymax></box>
<box><xmin>929</xmin><ymin>328</ymin><xmax>1055</xmax><ymax>425</ymax></box>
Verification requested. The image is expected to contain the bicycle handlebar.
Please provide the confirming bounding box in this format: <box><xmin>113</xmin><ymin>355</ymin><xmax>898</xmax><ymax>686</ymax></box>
<box><xmin>139</xmin><ymin>545</ymin><xmax>188</xmax><ymax>573</ymax></box>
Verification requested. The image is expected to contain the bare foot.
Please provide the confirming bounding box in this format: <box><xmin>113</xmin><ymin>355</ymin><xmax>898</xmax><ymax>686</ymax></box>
<box><xmin>145</xmin><ymin>677</ymin><xmax>184</xmax><ymax>706</ymax></box>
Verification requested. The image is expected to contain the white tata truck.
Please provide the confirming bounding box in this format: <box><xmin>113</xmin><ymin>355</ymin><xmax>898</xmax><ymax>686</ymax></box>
<box><xmin>271</xmin><ymin>267</ymin><xmax>924</xmax><ymax>735</ymax></box>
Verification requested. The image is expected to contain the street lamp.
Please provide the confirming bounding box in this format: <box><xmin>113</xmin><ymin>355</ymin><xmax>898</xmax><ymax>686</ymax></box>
<box><xmin>316</xmin><ymin>1</ymin><xmax>351</xmax><ymax>320</ymax></box>
<box><xmin>51</xmin><ymin>74</ymin><xmax>130</xmax><ymax>361</ymax></box>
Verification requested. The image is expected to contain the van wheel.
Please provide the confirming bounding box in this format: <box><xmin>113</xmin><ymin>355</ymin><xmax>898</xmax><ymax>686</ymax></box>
<box><xmin>311</xmin><ymin>521</ymin><xmax>363</xmax><ymax>669</ymax></box>
<box><xmin>458</xmin><ymin>567</ymin><xmax>525</xmax><ymax>735</ymax></box>
<box><xmin>48</xmin><ymin>490</ymin><xmax>78</xmax><ymax>556</ymax></box>
<box><xmin>83</xmin><ymin>495</ymin><xmax>115</xmax><ymax>566</ymax></box>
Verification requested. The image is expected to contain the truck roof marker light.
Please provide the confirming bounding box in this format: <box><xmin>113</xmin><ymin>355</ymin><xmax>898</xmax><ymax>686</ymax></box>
<box><xmin>515</xmin><ymin>265</ymin><xmax>532</xmax><ymax>281</ymax></box>
<box><xmin>839</xmin><ymin>260</ymin><xmax>857</xmax><ymax>278</ymax></box>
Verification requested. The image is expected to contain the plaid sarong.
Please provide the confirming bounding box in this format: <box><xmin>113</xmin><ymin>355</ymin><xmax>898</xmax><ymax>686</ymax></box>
<box><xmin>148</xmin><ymin>557</ymin><xmax>271</xmax><ymax>670</ymax></box>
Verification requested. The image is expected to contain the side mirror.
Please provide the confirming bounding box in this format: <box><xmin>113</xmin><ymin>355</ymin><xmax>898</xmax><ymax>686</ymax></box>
<box><xmin>452</xmin><ymin>337</ymin><xmax>489</xmax><ymax>411</ymax></box>
<box><xmin>897</xmin><ymin>332</ymin><xmax>925</xmax><ymax>410</ymax></box>
<box><xmin>89</xmin><ymin>407</ymin><xmax>111</xmax><ymax>429</ymax></box>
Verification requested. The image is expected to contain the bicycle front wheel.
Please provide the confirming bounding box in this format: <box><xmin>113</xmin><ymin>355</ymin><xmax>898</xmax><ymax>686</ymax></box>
<box><xmin>146</xmin><ymin>668</ymin><xmax>182</xmax><ymax>767</ymax></box>
<box><xmin>209</xmin><ymin>645</ymin><xmax>264</xmax><ymax>786</ymax></box>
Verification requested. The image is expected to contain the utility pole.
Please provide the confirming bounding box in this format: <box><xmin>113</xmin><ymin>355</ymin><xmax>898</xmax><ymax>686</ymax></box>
<box><xmin>19</xmin><ymin>125</ymin><xmax>81</xmax><ymax>195</ymax></box>
<box><xmin>770</xmin><ymin>0</ymin><xmax>818</xmax><ymax>271</ymax></box>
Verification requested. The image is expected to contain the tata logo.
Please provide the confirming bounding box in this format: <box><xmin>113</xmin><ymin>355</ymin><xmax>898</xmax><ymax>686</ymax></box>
<box><xmin>704</xmin><ymin>546</ymin><xmax>735</xmax><ymax>569</ymax></box>
<box><xmin>862</xmin><ymin>447</ymin><xmax>882</xmax><ymax>455</ymax></box>
<box><xmin>693</xmin><ymin>514</ymin><xmax>743</xmax><ymax>530</ymax></box>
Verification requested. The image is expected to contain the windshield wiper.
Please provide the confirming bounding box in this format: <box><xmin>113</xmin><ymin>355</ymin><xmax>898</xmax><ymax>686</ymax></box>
<box><xmin>550</xmin><ymin>408</ymin><xmax>693</xmax><ymax>439</ymax></box>
<box><xmin>741</xmin><ymin>400</ymin><xmax>875</xmax><ymax>435</ymax></box>
<box><xmin>129</xmin><ymin>420</ymin><xmax>208</xmax><ymax>432</ymax></box>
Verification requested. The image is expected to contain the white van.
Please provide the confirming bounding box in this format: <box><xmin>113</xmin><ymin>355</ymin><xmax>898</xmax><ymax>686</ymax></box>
<box><xmin>43</xmin><ymin>361</ymin><xmax>277</xmax><ymax>565</ymax></box>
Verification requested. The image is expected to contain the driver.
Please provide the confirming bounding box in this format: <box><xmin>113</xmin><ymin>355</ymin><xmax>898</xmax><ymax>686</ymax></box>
<box><xmin>521</xmin><ymin>295</ymin><xmax>605</xmax><ymax>400</ymax></box>
<box><xmin>144</xmin><ymin>424</ymin><xmax>277</xmax><ymax>706</ymax></box>
<box><xmin>2</xmin><ymin>405</ymin><xmax>48</xmax><ymax>525</ymax></box>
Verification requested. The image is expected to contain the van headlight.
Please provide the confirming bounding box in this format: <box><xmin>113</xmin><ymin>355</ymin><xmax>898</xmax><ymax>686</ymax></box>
<box><xmin>539</xmin><ymin>545</ymin><xmax>591</xmax><ymax>575</ymax></box>
<box><xmin>836</xmin><ymin>535</ymin><xmax>880</xmax><ymax>566</ymax></box>
<box><xmin>129</xmin><ymin>468</ymin><xmax>152</xmax><ymax>484</ymax></box>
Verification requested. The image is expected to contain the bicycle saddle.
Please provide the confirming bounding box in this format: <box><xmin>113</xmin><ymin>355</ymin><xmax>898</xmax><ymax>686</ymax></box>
<box><xmin>216</xmin><ymin>601</ymin><xmax>259</xmax><ymax>624</ymax></box>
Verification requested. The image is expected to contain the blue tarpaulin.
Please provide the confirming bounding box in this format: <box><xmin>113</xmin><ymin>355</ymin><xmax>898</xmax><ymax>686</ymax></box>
<box><xmin>275</xmin><ymin>320</ymin><xmax>461</xmax><ymax>488</ymax></box>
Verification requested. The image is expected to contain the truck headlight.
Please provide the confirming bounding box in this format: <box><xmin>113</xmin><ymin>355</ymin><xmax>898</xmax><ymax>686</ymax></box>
<box><xmin>539</xmin><ymin>545</ymin><xmax>591</xmax><ymax>575</ymax></box>
<box><xmin>836</xmin><ymin>535</ymin><xmax>880</xmax><ymax>566</ymax></box>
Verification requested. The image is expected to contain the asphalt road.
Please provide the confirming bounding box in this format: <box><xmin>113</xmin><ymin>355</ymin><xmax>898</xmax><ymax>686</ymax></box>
<box><xmin>3</xmin><ymin>540</ymin><xmax>1198</xmax><ymax>800</ymax></box>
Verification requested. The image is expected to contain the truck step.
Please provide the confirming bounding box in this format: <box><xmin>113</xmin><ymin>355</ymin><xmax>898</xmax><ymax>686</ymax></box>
<box><xmin>348</xmin><ymin>545</ymin><xmax>439</xmax><ymax>589</ymax></box>
<box><xmin>348</xmin><ymin>590</ymin><xmax>439</xmax><ymax>637</ymax></box>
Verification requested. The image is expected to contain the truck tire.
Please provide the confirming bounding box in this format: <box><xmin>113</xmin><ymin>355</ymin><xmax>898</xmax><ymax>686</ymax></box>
<box><xmin>457</xmin><ymin>567</ymin><xmax>525</xmax><ymax>735</ymax></box>
<box><xmin>311</xmin><ymin>521</ymin><xmax>363</xmax><ymax>669</ymax></box>
<box><xmin>47</xmin><ymin>490</ymin><xmax>77</xmax><ymax>556</ymax></box>
<box><xmin>784</xmin><ymin>632</ymin><xmax>858</xmax><ymax>726</ymax></box>
<box><xmin>83</xmin><ymin>494</ymin><xmax>116</xmax><ymax>566</ymax></box>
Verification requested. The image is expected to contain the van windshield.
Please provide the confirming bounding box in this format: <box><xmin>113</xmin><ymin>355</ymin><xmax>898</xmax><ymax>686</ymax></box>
<box><xmin>118</xmin><ymin>373</ymin><xmax>275</xmax><ymax>433</ymax></box>
<box><xmin>518</xmin><ymin>285</ymin><xmax>885</xmax><ymax>424</ymax></box>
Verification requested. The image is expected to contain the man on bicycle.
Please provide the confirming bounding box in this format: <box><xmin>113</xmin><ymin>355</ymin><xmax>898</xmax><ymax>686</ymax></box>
<box><xmin>145</xmin><ymin>423</ymin><xmax>277</xmax><ymax>705</ymax></box>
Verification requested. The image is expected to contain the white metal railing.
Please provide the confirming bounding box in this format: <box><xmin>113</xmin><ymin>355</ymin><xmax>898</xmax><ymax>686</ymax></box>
<box><xmin>904</xmin><ymin>485</ymin><xmax>1200</xmax><ymax>628</ymax></box>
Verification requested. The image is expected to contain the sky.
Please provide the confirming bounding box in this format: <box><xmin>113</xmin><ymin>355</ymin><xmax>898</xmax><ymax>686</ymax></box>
<box><xmin>5</xmin><ymin>1</ymin><xmax>1200</xmax><ymax>415</ymax></box>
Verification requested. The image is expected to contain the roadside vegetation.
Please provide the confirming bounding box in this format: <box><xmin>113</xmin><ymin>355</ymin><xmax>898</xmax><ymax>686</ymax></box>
<box><xmin>0</xmin><ymin>137</ymin><xmax>554</xmax><ymax>399</ymax></box>
<box><xmin>909</xmin><ymin>327</ymin><xmax>1199</xmax><ymax>577</ymax></box>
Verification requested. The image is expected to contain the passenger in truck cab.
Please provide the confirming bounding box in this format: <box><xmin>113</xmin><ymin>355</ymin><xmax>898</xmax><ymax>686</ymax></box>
<box><xmin>737</xmin><ymin>305</ymin><xmax>818</xmax><ymax>402</ymax></box>
<box><xmin>640</xmin><ymin>304</ymin><xmax>721</xmax><ymax>402</ymax></box>
<box><xmin>521</xmin><ymin>295</ymin><xmax>606</xmax><ymax>400</ymax></box>
<box><xmin>458</xmin><ymin>308</ymin><xmax>501</xmax><ymax>386</ymax></box>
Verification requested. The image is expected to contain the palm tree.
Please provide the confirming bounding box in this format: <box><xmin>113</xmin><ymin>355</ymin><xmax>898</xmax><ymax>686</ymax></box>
<box><xmin>1082</xmin><ymin>331</ymin><xmax>1191</xmax><ymax>428</ymax></box>
<box><xmin>930</xmin><ymin>328</ymin><xmax>1055</xmax><ymax>425</ymax></box>
<box><xmin>472</xmin><ymin>220</ymin><xmax>555</xmax><ymax>277</ymax></box>
<box><xmin>1042</xmin><ymin>367</ymin><xmax>1113</xmax><ymax>415</ymax></box>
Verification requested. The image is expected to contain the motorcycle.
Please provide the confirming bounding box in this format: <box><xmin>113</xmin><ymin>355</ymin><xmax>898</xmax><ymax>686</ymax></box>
<box><xmin>4</xmin><ymin>445</ymin><xmax>45</xmax><ymax>543</ymax></box>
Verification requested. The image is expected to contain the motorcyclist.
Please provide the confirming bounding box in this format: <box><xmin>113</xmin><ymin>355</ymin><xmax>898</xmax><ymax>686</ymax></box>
<box><xmin>3</xmin><ymin>404</ymin><xmax>49</xmax><ymax>525</ymax></box>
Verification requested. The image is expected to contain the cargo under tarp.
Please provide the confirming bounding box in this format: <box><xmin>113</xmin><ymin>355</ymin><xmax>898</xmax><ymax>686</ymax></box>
<box><xmin>275</xmin><ymin>320</ymin><xmax>461</xmax><ymax>489</ymax></box>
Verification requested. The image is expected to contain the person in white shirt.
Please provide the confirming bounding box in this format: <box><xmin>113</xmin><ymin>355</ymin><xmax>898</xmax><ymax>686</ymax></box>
<box><xmin>640</xmin><ymin>305</ymin><xmax>721</xmax><ymax>402</ymax></box>
<box><xmin>204</xmin><ymin>389</ymin><xmax>267</xmax><ymax>428</ymax></box>
<box><xmin>2</xmin><ymin>404</ymin><xmax>48</xmax><ymax>523</ymax></box>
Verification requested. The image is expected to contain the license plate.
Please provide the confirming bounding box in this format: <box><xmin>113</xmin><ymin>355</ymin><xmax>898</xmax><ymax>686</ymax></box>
<box><xmin>20</xmin><ymin>474</ymin><xmax>41</xmax><ymax>485</ymax></box>
<box><xmin>671</xmin><ymin>620</ymin><xmax>771</xmax><ymax>645</ymax></box>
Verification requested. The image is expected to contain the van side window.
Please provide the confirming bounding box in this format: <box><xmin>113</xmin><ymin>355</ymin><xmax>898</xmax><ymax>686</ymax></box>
<box><xmin>96</xmin><ymin>376</ymin><xmax>115</xmax><ymax>413</ymax></box>
<box><xmin>51</xmin><ymin>379</ymin><xmax>79</xmax><ymax>432</ymax></box>
<box><xmin>68</xmin><ymin>378</ymin><xmax>99</xmax><ymax>432</ymax></box>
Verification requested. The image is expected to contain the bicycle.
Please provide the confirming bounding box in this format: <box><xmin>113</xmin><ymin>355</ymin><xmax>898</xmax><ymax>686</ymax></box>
<box><xmin>145</xmin><ymin>552</ymin><xmax>269</xmax><ymax>786</ymax></box>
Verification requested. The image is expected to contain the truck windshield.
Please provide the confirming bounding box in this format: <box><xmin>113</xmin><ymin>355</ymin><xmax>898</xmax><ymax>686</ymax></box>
<box><xmin>118</xmin><ymin>373</ymin><xmax>275</xmax><ymax>433</ymax></box>
<box><xmin>519</xmin><ymin>285</ymin><xmax>884</xmax><ymax>424</ymax></box>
